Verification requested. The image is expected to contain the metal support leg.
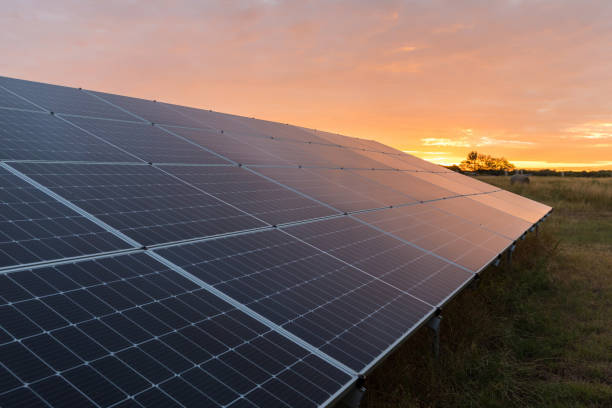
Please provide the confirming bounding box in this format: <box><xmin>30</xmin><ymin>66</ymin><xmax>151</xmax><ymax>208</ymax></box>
<box><xmin>340</xmin><ymin>378</ymin><xmax>366</xmax><ymax>408</ymax></box>
<box><xmin>506</xmin><ymin>244</ymin><xmax>516</xmax><ymax>270</ymax></box>
<box><xmin>427</xmin><ymin>315</ymin><xmax>442</xmax><ymax>358</ymax></box>
<box><xmin>535</xmin><ymin>224</ymin><xmax>539</xmax><ymax>237</ymax></box>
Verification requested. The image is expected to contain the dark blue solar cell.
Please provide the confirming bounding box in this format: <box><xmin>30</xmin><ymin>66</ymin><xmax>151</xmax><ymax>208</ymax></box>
<box><xmin>284</xmin><ymin>216</ymin><xmax>475</xmax><ymax>306</ymax></box>
<box><xmin>0</xmin><ymin>341</ymin><xmax>53</xmax><ymax>383</ymax></box>
<box><xmin>11</xmin><ymin>162</ymin><xmax>267</xmax><ymax>246</ymax></box>
<box><xmin>156</xmin><ymin>229</ymin><xmax>434</xmax><ymax>372</ymax></box>
<box><xmin>23</xmin><ymin>333</ymin><xmax>82</xmax><ymax>371</ymax></box>
<box><xmin>0</xmin><ymin>252</ymin><xmax>354</xmax><ymax>407</ymax></box>
<box><xmin>66</xmin><ymin>115</ymin><xmax>231</xmax><ymax>164</ymax></box>
<box><xmin>0</xmin><ymin>85</ymin><xmax>42</xmax><ymax>110</ymax></box>
<box><xmin>0</xmin><ymin>108</ymin><xmax>138</xmax><ymax>162</ymax></box>
<box><xmin>161</xmin><ymin>165</ymin><xmax>339</xmax><ymax>225</ymax></box>
<box><xmin>0</xmin><ymin>387</ymin><xmax>49</xmax><ymax>408</ymax></box>
<box><xmin>91</xmin><ymin>356</ymin><xmax>150</xmax><ymax>395</ymax></box>
<box><xmin>90</xmin><ymin>90</ymin><xmax>206</xmax><ymax>128</ymax></box>
<box><xmin>0</xmin><ymin>364</ymin><xmax>21</xmax><ymax>393</ymax></box>
<box><xmin>0</xmin><ymin>167</ymin><xmax>132</xmax><ymax>269</ymax></box>
<box><xmin>136</xmin><ymin>388</ymin><xmax>182</xmax><ymax>408</ymax></box>
<box><xmin>0</xmin><ymin>75</ymin><xmax>138</xmax><ymax>120</ymax></box>
<box><xmin>64</xmin><ymin>365</ymin><xmax>126</xmax><ymax>406</ymax></box>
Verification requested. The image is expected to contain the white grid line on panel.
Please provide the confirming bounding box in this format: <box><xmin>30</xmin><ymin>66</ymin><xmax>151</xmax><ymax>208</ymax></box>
<box><xmin>0</xmin><ymin>162</ymin><xmax>141</xmax><ymax>248</ymax></box>
<box><xmin>0</xmin><ymin>251</ymin><xmax>348</xmax><ymax>408</ymax></box>
<box><xmin>156</xmin><ymin>125</ymin><xmax>238</xmax><ymax>166</ymax></box>
<box><xmin>82</xmin><ymin>89</ymin><xmax>149</xmax><ymax>123</ymax></box>
<box><xmin>0</xmin><ymin>84</ymin><xmax>48</xmax><ymax>113</ymax></box>
<box><xmin>147</xmin><ymin>251</ymin><xmax>357</xmax><ymax>377</ymax></box>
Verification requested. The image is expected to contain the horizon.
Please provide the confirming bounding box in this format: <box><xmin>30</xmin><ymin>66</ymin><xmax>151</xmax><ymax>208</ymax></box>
<box><xmin>2</xmin><ymin>1</ymin><xmax>611</xmax><ymax>170</ymax></box>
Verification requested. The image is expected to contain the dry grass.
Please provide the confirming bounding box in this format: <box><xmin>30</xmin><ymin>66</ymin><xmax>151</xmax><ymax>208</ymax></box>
<box><xmin>361</xmin><ymin>177</ymin><xmax>612</xmax><ymax>408</ymax></box>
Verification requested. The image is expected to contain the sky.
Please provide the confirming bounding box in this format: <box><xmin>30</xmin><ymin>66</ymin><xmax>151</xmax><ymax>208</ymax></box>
<box><xmin>2</xmin><ymin>0</ymin><xmax>612</xmax><ymax>169</ymax></box>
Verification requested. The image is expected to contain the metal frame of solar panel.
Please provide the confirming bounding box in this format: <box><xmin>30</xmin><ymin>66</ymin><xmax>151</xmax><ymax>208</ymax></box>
<box><xmin>0</xmin><ymin>76</ymin><xmax>552</xmax><ymax>408</ymax></box>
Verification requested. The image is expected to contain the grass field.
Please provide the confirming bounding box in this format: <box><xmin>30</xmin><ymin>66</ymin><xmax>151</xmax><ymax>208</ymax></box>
<box><xmin>362</xmin><ymin>176</ymin><xmax>612</xmax><ymax>407</ymax></box>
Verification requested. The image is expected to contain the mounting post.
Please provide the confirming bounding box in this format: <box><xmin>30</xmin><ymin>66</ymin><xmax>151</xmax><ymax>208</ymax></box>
<box><xmin>340</xmin><ymin>377</ymin><xmax>366</xmax><ymax>408</ymax></box>
<box><xmin>427</xmin><ymin>315</ymin><xmax>442</xmax><ymax>358</ymax></box>
<box><xmin>507</xmin><ymin>244</ymin><xmax>516</xmax><ymax>269</ymax></box>
<box><xmin>535</xmin><ymin>224</ymin><xmax>539</xmax><ymax>237</ymax></box>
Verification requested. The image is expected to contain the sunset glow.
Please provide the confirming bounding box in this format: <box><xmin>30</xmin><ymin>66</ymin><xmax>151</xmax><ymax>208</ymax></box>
<box><xmin>2</xmin><ymin>1</ymin><xmax>611</xmax><ymax>169</ymax></box>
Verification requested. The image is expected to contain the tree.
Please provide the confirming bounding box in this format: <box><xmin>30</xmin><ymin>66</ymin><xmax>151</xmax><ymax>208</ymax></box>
<box><xmin>459</xmin><ymin>151</ymin><xmax>515</xmax><ymax>172</ymax></box>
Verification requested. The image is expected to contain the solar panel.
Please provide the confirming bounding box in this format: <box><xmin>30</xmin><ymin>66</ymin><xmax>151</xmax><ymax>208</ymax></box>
<box><xmin>163</xmin><ymin>126</ymin><xmax>288</xmax><ymax>166</ymax></box>
<box><xmin>254</xmin><ymin>167</ymin><xmax>414</xmax><ymax>212</ymax></box>
<box><xmin>0</xmin><ymin>87</ymin><xmax>42</xmax><ymax>111</ymax></box>
<box><xmin>430</xmin><ymin>196</ymin><xmax>533</xmax><ymax>240</ymax></box>
<box><xmin>0</xmin><ymin>76</ymin><xmax>137</xmax><ymax>121</ymax></box>
<box><xmin>0</xmin><ymin>76</ymin><xmax>553</xmax><ymax>407</ymax></box>
<box><xmin>65</xmin><ymin>116</ymin><xmax>231</xmax><ymax>165</ymax></box>
<box><xmin>90</xmin><ymin>91</ymin><xmax>208</xmax><ymax>129</ymax></box>
<box><xmin>0</xmin><ymin>109</ymin><xmax>138</xmax><ymax>162</ymax></box>
<box><xmin>354</xmin><ymin>170</ymin><xmax>459</xmax><ymax>202</ymax></box>
<box><xmin>10</xmin><ymin>162</ymin><xmax>266</xmax><ymax>246</ymax></box>
<box><xmin>284</xmin><ymin>217</ymin><xmax>474</xmax><ymax>306</ymax></box>
<box><xmin>160</xmin><ymin>165</ymin><xmax>339</xmax><ymax>225</ymax></box>
<box><xmin>0</xmin><ymin>166</ymin><xmax>131</xmax><ymax>269</ymax></box>
<box><xmin>156</xmin><ymin>229</ymin><xmax>434</xmax><ymax>373</ymax></box>
<box><xmin>0</xmin><ymin>253</ymin><xmax>354</xmax><ymax>407</ymax></box>
<box><xmin>355</xmin><ymin>204</ymin><xmax>513</xmax><ymax>272</ymax></box>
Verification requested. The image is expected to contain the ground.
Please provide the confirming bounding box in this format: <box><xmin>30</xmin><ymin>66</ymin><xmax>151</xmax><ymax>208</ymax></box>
<box><xmin>361</xmin><ymin>176</ymin><xmax>612</xmax><ymax>408</ymax></box>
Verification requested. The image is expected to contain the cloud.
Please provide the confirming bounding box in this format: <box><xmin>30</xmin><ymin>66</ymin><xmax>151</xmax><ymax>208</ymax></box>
<box><xmin>421</xmin><ymin>137</ymin><xmax>471</xmax><ymax>147</ymax></box>
<box><xmin>566</xmin><ymin>122</ymin><xmax>612</xmax><ymax>139</ymax></box>
<box><xmin>421</xmin><ymin>134</ymin><xmax>535</xmax><ymax>148</ymax></box>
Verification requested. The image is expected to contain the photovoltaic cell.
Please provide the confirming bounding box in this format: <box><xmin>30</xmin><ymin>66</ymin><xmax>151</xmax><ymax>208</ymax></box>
<box><xmin>437</xmin><ymin>171</ymin><xmax>499</xmax><ymax>193</ymax></box>
<box><xmin>156</xmin><ymin>230</ymin><xmax>434</xmax><ymax>372</ymax></box>
<box><xmin>255</xmin><ymin>167</ymin><xmax>414</xmax><ymax>212</ymax></box>
<box><xmin>431</xmin><ymin>196</ymin><xmax>533</xmax><ymax>240</ymax></box>
<box><xmin>355</xmin><ymin>150</ymin><xmax>426</xmax><ymax>171</ymax></box>
<box><xmin>90</xmin><ymin>91</ymin><xmax>207</xmax><ymax>129</ymax></box>
<box><xmin>0</xmin><ymin>253</ymin><xmax>353</xmax><ymax>408</ymax></box>
<box><xmin>411</xmin><ymin>172</ymin><xmax>483</xmax><ymax>195</ymax></box>
<box><xmin>354</xmin><ymin>170</ymin><xmax>458</xmax><ymax>202</ymax></box>
<box><xmin>0</xmin><ymin>76</ymin><xmax>137</xmax><ymax>121</ymax></box>
<box><xmin>470</xmin><ymin>190</ymin><xmax>551</xmax><ymax>223</ymax></box>
<box><xmin>11</xmin><ymin>162</ymin><xmax>266</xmax><ymax>246</ymax></box>
<box><xmin>284</xmin><ymin>217</ymin><xmax>474</xmax><ymax>306</ymax></box>
<box><xmin>160</xmin><ymin>165</ymin><xmax>339</xmax><ymax>225</ymax></box>
<box><xmin>0</xmin><ymin>166</ymin><xmax>131</xmax><ymax>268</ymax></box>
<box><xmin>168</xmin><ymin>105</ymin><xmax>271</xmax><ymax>137</ymax></box>
<box><xmin>0</xmin><ymin>109</ymin><xmax>138</xmax><ymax>162</ymax></box>
<box><xmin>0</xmin><ymin>88</ymin><xmax>41</xmax><ymax>111</ymax></box>
<box><xmin>162</xmin><ymin>126</ymin><xmax>287</xmax><ymax>165</ymax></box>
<box><xmin>356</xmin><ymin>203</ymin><xmax>513</xmax><ymax>272</ymax></box>
<box><xmin>227</xmin><ymin>116</ymin><xmax>332</xmax><ymax>144</ymax></box>
<box><xmin>65</xmin><ymin>116</ymin><xmax>231</xmax><ymax>165</ymax></box>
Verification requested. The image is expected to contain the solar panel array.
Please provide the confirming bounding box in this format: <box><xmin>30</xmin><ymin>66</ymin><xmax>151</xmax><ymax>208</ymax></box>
<box><xmin>0</xmin><ymin>76</ymin><xmax>552</xmax><ymax>408</ymax></box>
